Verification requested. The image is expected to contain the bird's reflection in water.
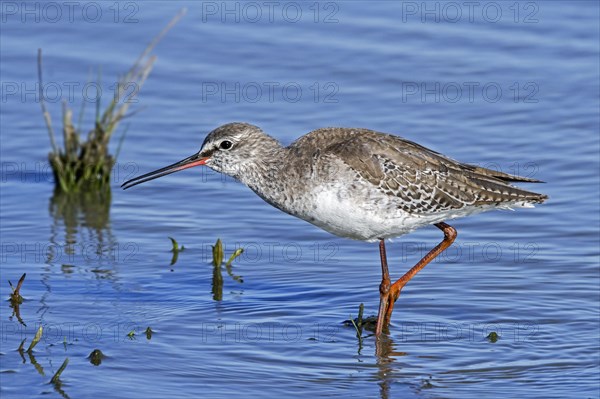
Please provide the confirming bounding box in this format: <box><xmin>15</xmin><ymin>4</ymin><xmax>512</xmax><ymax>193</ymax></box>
<box><xmin>374</xmin><ymin>334</ymin><xmax>408</xmax><ymax>399</ymax></box>
<box><xmin>348</xmin><ymin>316</ymin><xmax>409</xmax><ymax>398</ymax></box>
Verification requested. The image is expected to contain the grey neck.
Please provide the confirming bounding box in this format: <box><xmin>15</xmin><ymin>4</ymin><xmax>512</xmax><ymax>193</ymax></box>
<box><xmin>236</xmin><ymin>141</ymin><xmax>289</xmax><ymax>206</ymax></box>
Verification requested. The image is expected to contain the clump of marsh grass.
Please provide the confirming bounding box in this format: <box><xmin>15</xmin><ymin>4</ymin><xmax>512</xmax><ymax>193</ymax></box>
<box><xmin>38</xmin><ymin>9</ymin><xmax>186</xmax><ymax>192</ymax></box>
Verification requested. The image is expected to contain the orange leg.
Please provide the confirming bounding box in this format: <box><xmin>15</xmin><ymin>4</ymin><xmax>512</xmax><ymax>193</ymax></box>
<box><xmin>375</xmin><ymin>239</ymin><xmax>391</xmax><ymax>336</ymax></box>
<box><xmin>375</xmin><ymin>222</ymin><xmax>457</xmax><ymax>336</ymax></box>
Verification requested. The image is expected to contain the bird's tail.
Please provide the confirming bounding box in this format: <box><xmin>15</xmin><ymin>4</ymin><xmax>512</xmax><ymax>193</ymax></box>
<box><xmin>465</xmin><ymin>164</ymin><xmax>545</xmax><ymax>184</ymax></box>
<box><xmin>464</xmin><ymin>168</ymin><xmax>548</xmax><ymax>208</ymax></box>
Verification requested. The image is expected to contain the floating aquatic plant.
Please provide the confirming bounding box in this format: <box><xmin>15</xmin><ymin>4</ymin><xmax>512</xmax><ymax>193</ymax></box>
<box><xmin>344</xmin><ymin>305</ymin><xmax>378</xmax><ymax>333</ymax></box>
<box><xmin>225</xmin><ymin>248</ymin><xmax>244</xmax><ymax>268</ymax></box>
<box><xmin>27</xmin><ymin>326</ymin><xmax>43</xmax><ymax>353</ymax></box>
<box><xmin>8</xmin><ymin>273</ymin><xmax>26</xmax><ymax>325</ymax></box>
<box><xmin>349</xmin><ymin>303</ymin><xmax>365</xmax><ymax>339</ymax></box>
<box><xmin>17</xmin><ymin>338</ymin><xmax>27</xmax><ymax>362</ymax></box>
<box><xmin>211</xmin><ymin>239</ymin><xmax>244</xmax><ymax>300</ymax></box>
<box><xmin>347</xmin><ymin>303</ymin><xmax>365</xmax><ymax>353</ymax></box>
<box><xmin>169</xmin><ymin>237</ymin><xmax>185</xmax><ymax>252</ymax></box>
<box><xmin>169</xmin><ymin>237</ymin><xmax>185</xmax><ymax>266</ymax></box>
<box><xmin>50</xmin><ymin>357</ymin><xmax>69</xmax><ymax>384</ymax></box>
<box><xmin>212</xmin><ymin>239</ymin><xmax>224</xmax><ymax>267</ymax></box>
<box><xmin>486</xmin><ymin>331</ymin><xmax>499</xmax><ymax>343</ymax></box>
<box><xmin>88</xmin><ymin>349</ymin><xmax>106</xmax><ymax>366</ymax></box>
<box><xmin>8</xmin><ymin>273</ymin><xmax>26</xmax><ymax>305</ymax></box>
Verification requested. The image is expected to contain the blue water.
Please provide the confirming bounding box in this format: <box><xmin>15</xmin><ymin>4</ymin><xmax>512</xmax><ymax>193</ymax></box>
<box><xmin>1</xmin><ymin>2</ymin><xmax>599</xmax><ymax>398</ymax></box>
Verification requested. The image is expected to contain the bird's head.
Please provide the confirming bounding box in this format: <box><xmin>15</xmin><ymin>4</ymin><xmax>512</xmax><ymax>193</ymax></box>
<box><xmin>121</xmin><ymin>122</ymin><xmax>281</xmax><ymax>189</ymax></box>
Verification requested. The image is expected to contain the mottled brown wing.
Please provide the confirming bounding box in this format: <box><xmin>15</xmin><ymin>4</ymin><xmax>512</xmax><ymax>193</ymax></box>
<box><xmin>323</xmin><ymin>130</ymin><xmax>546</xmax><ymax>214</ymax></box>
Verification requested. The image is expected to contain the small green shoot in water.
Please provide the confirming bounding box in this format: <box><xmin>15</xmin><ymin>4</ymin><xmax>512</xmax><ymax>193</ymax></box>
<box><xmin>225</xmin><ymin>248</ymin><xmax>244</xmax><ymax>267</ymax></box>
<box><xmin>145</xmin><ymin>327</ymin><xmax>154</xmax><ymax>340</ymax></box>
<box><xmin>8</xmin><ymin>273</ymin><xmax>26</xmax><ymax>305</ymax></box>
<box><xmin>50</xmin><ymin>357</ymin><xmax>69</xmax><ymax>384</ymax></box>
<box><xmin>17</xmin><ymin>338</ymin><xmax>27</xmax><ymax>363</ymax></box>
<box><xmin>349</xmin><ymin>317</ymin><xmax>360</xmax><ymax>336</ymax></box>
<box><xmin>212</xmin><ymin>239</ymin><xmax>224</xmax><ymax>267</ymax></box>
<box><xmin>169</xmin><ymin>237</ymin><xmax>185</xmax><ymax>266</ymax></box>
<box><xmin>169</xmin><ymin>237</ymin><xmax>185</xmax><ymax>252</ymax></box>
<box><xmin>357</xmin><ymin>303</ymin><xmax>364</xmax><ymax>329</ymax></box>
<box><xmin>344</xmin><ymin>303</ymin><xmax>377</xmax><ymax>340</ymax></box>
<box><xmin>127</xmin><ymin>330</ymin><xmax>136</xmax><ymax>340</ymax></box>
<box><xmin>211</xmin><ymin>239</ymin><xmax>244</xmax><ymax>300</ymax></box>
<box><xmin>349</xmin><ymin>303</ymin><xmax>365</xmax><ymax>339</ymax></box>
<box><xmin>27</xmin><ymin>326</ymin><xmax>43</xmax><ymax>353</ymax></box>
<box><xmin>486</xmin><ymin>331</ymin><xmax>499</xmax><ymax>343</ymax></box>
<box><xmin>225</xmin><ymin>248</ymin><xmax>244</xmax><ymax>283</ymax></box>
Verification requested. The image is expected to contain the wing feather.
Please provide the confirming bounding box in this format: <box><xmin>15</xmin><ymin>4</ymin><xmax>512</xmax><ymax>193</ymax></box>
<box><xmin>320</xmin><ymin>130</ymin><xmax>547</xmax><ymax>214</ymax></box>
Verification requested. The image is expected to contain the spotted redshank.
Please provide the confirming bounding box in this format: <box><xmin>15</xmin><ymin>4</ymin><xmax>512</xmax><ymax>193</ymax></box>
<box><xmin>122</xmin><ymin>123</ymin><xmax>547</xmax><ymax>335</ymax></box>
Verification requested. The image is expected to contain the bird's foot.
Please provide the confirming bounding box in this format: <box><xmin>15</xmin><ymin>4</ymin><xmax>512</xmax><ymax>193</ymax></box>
<box><xmin>376</xmin><ymin>283</ymin><xmax>406</xmax><ymax>336</ymax></box>
<box><xmin>376</xmin><ymin>285</ymin><xmax>403</xmax><ymax>336</ymax></box>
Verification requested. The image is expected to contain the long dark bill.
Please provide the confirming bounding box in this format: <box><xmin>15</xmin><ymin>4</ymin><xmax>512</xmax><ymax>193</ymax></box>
<box><xmin>121</xmin><ymin>153</ymin><xmax>209</xmax><ymax>190</ymax></box>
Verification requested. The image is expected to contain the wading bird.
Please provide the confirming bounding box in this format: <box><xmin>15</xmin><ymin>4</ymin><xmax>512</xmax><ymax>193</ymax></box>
<box><xmin>122</xmin><ymin>123</ymin><xmax>547</xmax><ymax>335</ymax></box>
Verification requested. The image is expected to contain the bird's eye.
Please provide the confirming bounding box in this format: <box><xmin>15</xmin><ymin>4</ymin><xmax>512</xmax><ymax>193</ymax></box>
<box><xmin>220</xmin><ymin>140</ymin><xmax>233</xmax><ymax>150</ymax></box>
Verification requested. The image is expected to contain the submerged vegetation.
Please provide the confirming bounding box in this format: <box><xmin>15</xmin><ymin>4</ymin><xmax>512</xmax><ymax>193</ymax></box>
<box><xmin>349</xmin><ymin>303</ymin><xmax>365</xmax><ymax>340</ymax></box>
<box><xmin>5</xmin><ymin>12</ymin><xmax>195</xmax><ymax>399</ymax></box>
<box><xmin>27</xmin><ymin>326</ymin><xmax>43</xmax><ymax>353</ymax></box>
<box><xmin>8</xmin><ymin>273</ymin><xmax>26</xmax><ymax>305</ymax></box>
<box><xmin>50</xmin><ymin>358</ymin><xmax>69</xmax><ymax>384</ymax></box>
<box><xmin>169</xmin><ymin>237</ymin><xmax>186</xmax><ymax>266</ymax></box>
<box><xmin>344</xmin><ymin>304</ymin><xmax>378</xmax><ymax>337</ymax></box>
<box><xmin>50</xmin><ymin>357</ymin><xmax>70</xmax><ymax>398</ymax></box>
<box><xmin>211</xmin><ymin>239</ymin><xmax>244</xmax><ymax>301</ymax></box>
<box><xmin>486</xmin><ymin>331</ymin><xmax>499</xmax><ymax>343</ymax></box>
<box><xmin>8</xmin><ymin>273</ymin><xmax>26</xmax><ymax>325</ymax></box>
<box><xmin>38</xmin><ymin>10</ymin><xmax>186</xmax><ymax>192</ymax></box>
<box><xmin>169</xmin><ymin>237</ymin><xmax>185</xmax><ymax>252</ymax></box>
<box><xmin>88</xmin><ymin>349</ymin><xmax>106</xmax><ymax>366</ymax></box>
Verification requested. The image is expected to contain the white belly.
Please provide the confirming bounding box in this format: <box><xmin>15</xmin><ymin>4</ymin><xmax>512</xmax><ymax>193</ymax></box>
<box><xmin>294</xmin><ymin>184</ymin><xmax>499</xmax><ymax>242</ymax></box>
<box><xmin>297</xmin><ymin>186</ymin><xmax>429</xmax><ymax>241</ymax></box>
